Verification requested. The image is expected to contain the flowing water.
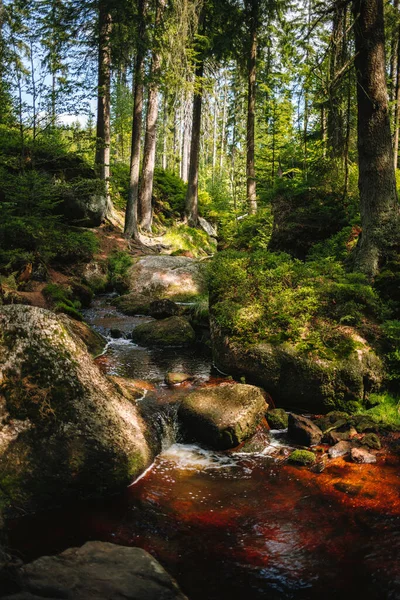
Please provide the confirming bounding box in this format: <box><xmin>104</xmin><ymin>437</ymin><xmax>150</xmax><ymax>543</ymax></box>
<box><xmin>6</xmin><ymin>296</ymin><xmax>400</xmax><ymax>600</ymax></box>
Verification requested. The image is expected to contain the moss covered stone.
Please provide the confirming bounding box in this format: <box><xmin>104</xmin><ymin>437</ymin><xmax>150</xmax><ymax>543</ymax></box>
<box><xmin>211</xmin><ymin>320</ymin><xmax>384</xmax><ymax>413</ymax></box>
<box><xmin>178</xmin><ymin>383</ymin><xmax>268</xmax><ymax>450</ymax></box>
<box><xmin>288</xmin><ymin>450</ymin><xmax>316</xmax><ymax>466</ymax></box>
<box><xmin>266</xmin><ymin>408</ymin><xmax>288</xmax><ymax>430</ymax></box>
<box><xmin>0</xmin><ymin>305</ymin><xmax>154</xmax><ymax>516</ymax></box>
<box><xmin>362</xmin><ymin>433</ymin><xmax>381</xmax><ymax>450</ymax></box>
<box><xmin>131</xmin><ymin>316</ymin><xmax>196</xmax><ymax>347</ymax></box>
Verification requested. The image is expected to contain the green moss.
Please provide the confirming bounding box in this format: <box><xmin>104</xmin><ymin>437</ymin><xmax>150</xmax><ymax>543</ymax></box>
<box><xmin>108</xmin><ymin>251</ymin><xmax>134</xmax><ymax>293</ymax></box>
<box><xmin>266</xmin><ymin>408</ymin><xmax>288</xmax><ymax>430</ymax></box>
<box><xmin>209</xmin><ymin>250</ymin><xmax>379</xmax><ymax>361</ymax></box>
<box><xmin>55</xmin><ymin>302</ymin><xmax>83</xmax><ymax>321</ymax></box>
<box><xmin>43</xmin><ymin>283</ymin><xmax>83</xmax><ymax>320</ymax></box>
<box><xmin>288</xmin><ymin>450</ymin><xmax>316</xmax><ymax>466</ymax></box>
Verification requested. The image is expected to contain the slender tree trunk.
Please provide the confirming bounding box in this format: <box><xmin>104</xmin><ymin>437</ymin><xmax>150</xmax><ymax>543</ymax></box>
<box><xmin>352</xmin><ymin>0</ymin><xmax>400</xmax><ymax>277</ymax></box>
<box><xmin>125</xmin><ymin>57</ymin><xmax>144</xmax><ymax>239</ymax></box>
<box><xmin>390</xmin><ymin>0</ymin><xmax>399</xmax><ymax>110</ymax></box>
<box><xmin>95</xmin><ymin>3</ymin><xmax>112</xmax><ymax>212</ymax></box>
<box><xmin>246</xmin><ymin>0</ymin><xmax>258</xmax><ymax>215</ymax></box>
<box><xmin>394</xmin><ymin>32</ymin><xmax>400</xmax><ymax>168</ymax></box>
<box><xmin>220</xmin><ymin>77</ymin><xmax>227</xmax><ymax>175</ymax></box>
<box><xmin>343</xmin><ymin>69</ymin><xmax>352</xmax><ymax>198</ymax></box>
<box><xmin>185</xmin><ymin>60</ymin><xmax>204</xmax><ymax>226</ymax></box>
<box><xmin>212</xmin><ymin>93</ymin><xmax>218</xmax><ymax>182</ymax></box>
<box><xmin>328</xmin><ymin>1</ymin><xmax>345</xmax><ymax>157</ymax></box>
<box><xmin>125</xmin><ymin>0</ymin><xmax>146</xmax><ymax>239</ymax></box>
<box><xmin>181</xmin><ymin>91</ymin><xmax>191</xmax><ymax>182</ymax></box>
<box><xmin>139</xmin><ymin>0</ymin><xmax>164</xmax><ymax>232</ymax></box>
<box><xmin>162</xmin><ymin>93</ymin><xmax>168</xmax><ymax>170</ymax></box>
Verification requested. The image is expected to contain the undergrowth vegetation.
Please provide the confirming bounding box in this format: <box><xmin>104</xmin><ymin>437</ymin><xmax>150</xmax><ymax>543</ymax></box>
<box><xmin>209</xmin><ymin>250</ymin><xmax>382</xmax><ymax>360</ymax></box>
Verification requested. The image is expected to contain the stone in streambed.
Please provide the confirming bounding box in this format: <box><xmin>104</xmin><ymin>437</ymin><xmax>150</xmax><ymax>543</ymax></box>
<box><xmin>362</xmin><ymin>432</ymin><xmax>381</xmax><ymax>450</ymax></box>
<box><xmin>288</xmin><ymin>413</ymin><xmax>323</xmax><ymax>447</ymax></box>
<box><xmin>288</xmin><ymin>450</ymin><xmax>316</xmax><ymax>466</ymax></box>
<box><xmin>328</xmin><ymin>440</ymin><xmax>352</xmax><ymax>458</ymax></box>
<box><xmin>178</xmin><ymin>383</ymin><xmax>268</xmax><ymax>450</ymax></box>
<box><xmin>266</xmin><ymin>408</ymin><xmax>288</xmax><ymax>430</ymax></box>
<box><xmin>351</xmin><ymin>447</ymin><xmax>377</xmax><ymax>464</ymax></box>
<box><xmin>131</xmin><ymin>316</ymin><xmax>195</xmax><ymax>347</ymax></box>
<box><xmin>165</xmin><ymin>372</ymin><xmax>193</xmax><ymax>386</ymax></box>
<box><xmin>3</xmin><ymin>541</ymin><xmax>187</xmax><ymax>600</ymax></box>
<box><xmin>323</xmin><ymin>425</ymin><xmax>357</xmax><ymax>445</ymax></box>
<box><xmin>149</xmin><ymin>299</ymin><xmax>180</xmax><ymax>320</ymax></box>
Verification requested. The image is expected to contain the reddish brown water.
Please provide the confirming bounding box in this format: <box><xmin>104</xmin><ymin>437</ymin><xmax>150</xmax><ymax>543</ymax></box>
<box><xmin>7</xmin><ymin>442</ymin><xmax>400</xmax><ymax>600</ymax></box>
<box><xmin>6</xmin><ymin>297</ymin><xmax>400</xmax><ymax>599</ymax></box>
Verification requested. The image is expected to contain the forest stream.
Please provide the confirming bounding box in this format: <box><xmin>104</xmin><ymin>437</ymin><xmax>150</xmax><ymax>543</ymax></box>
<box><xmin>5</xmin><ymin>295</ymin><xmax>400</xmax><ymax>600</ymax></box>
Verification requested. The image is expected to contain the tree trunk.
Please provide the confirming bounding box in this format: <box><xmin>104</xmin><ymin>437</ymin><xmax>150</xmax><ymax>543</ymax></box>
<box><xmin>162</xmin><ymin>93</ymin><xmax>168</xmax><ymax>170</ymax></box>
<box><xmin>95</xmin><ymin>3</ymin><xmax>112</xmax><ymax>213</ymax></box>
<box><xmin>352</xmin><ymin>0</ymin><xmax>400</xmax><ymax>277</ymax></box>
<box><xmin>394</xmin><ymin>31</ymin><xmax>400</xmax><ymax>168</ymax></box>
<box><xmin>246</xmin><ymin>0</ymin><xmax>257</xmax><ymax>215</ymax></box>
<box><xmin>139</xmin><ymin>0</ymin><xmax>164</xmax><ymax>232</ymax></box>
<box><xmin>328</xmin><ymin>1</ymin><xmax>345</xmax><ymax>157</ymax></box>
<box><xmin>125</xmin><ymin>54</ymin><xmax>144</xmax><ymax>239</ymax></box>
<box><xmin>185</xmin><ymin>60</ymin><xmax>203</xmax><ymax>226</ymax></box>
<box><xmin>181</xmin><ymin>91</ymin><xmax>191</xmax><ymax>182</ymax></box>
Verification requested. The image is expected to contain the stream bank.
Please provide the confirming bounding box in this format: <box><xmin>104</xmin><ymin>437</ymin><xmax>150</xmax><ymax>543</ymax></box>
<box><xmin>2</xmin><ymin>293</ymin><xmax>400</xmax><ymax>600</ymax></box>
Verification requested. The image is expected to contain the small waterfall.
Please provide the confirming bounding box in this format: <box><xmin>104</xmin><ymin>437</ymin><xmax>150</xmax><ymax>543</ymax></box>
<box><xmin>154</xmin><ymin>404</ymin><xmax>181</xmax><ymax>452</ymax></box>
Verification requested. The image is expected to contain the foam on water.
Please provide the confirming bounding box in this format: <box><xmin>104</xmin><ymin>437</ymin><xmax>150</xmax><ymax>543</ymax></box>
<box><xmin>161</xmin><ymin>443</ymin><xmax>238</xmax><ymax>470</ymax></box>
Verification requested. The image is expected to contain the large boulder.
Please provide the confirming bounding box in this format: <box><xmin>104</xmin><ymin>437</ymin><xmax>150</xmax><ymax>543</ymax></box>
<box><xmin>116</xmin><ymin>256</ymin><xmax>206</xmax><ymax>315</ymax></box>
<box><xmin>178</xmin><ymin>383</ymin><xmax>268</xmax><ymax>450</ymax></box>
<box><xmin>211</xmin><ymin>321</ymin><xmax>384</xmax><ymax>413</ymax></box>
<box><xmin>3</xmin><ymin>541</ymin><xmax>187</xmax><ymax>600</ymax></box>
<box><xmin>0</xmin><ymin>305</ymin><xmax>154</xmax><ymax>515</ymax></box>
<box><xmin>131</xmin><ymin>317</ymin><xmax>196</xmax><ymax>347</ymax></box>
<box><xmin>60</xmin><ymin>184</ymin><xmax>107</xmax><ymax>228</ymax></box>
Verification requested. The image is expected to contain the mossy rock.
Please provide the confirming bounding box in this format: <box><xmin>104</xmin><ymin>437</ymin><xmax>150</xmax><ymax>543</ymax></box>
<box><xmin>352</xmin><ymin>415</ymin><xmax>379</xmax><ymax>433</ymax></box>
<box><xmin>211</xmin><ymin>320</ymin><xmax>384</xmax><ymax>413</ymax></box>
<box><xmin>67</xmin><ymin>319</ymin><xmax>106</xmax><ymax>356</ymax></box>
<box><xmin>131</xmin><ymin>316</ymin><xmax>196</xmax><ymax>347</ymax></box>
<box><xmin>288</xmin><ymin>450</ymin><xmax>316</xmax><ymax>466</ymax></box>
<box><xmin>362</xmin><ymin>433</ymin><xmax>381</xmax><ymax>450</ymax></box>
<box><xmin>266</xmin><ymin>408</ymin><xmax>288</xmax><ymax>430</ymax></box>
<box><xmin>178</xmin><ymin>383</ymin><xmax>268</xmax><ymax>450</ymax></box>
<box><xmin>0</xmin><ymin>305</ymin><xmax>154</xmax><ymax>515</ymax></box>
<box><xmin>114</xmin><ymin>294</ymin><xmax>151</xmax><ymax>316</ymax></box>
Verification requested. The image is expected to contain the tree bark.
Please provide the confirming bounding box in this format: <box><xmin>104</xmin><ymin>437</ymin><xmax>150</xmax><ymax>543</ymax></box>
<box><xmin>394</xmin><ymin>30</ymin><xmax>400</xmax><ymax>168</ymax></box>
<box><xmin>352</xmin><ymin>0</ymin><xmax>400</xmax><ymax>277</ymax></box>
<box><xmin>328</xmin><ymin>1</ymin><xmax>345</xmax><ymax>158</ymax></box>
<box><xmin>185</xmin><ymin>60</ymin><xmax>203</xmax><ymax>226</ymax></box>
<box><xmin>139</xmin><ymin>0</ymin><xmax>165</xmax><ymax>232</ymax></box>
<box><xmin>95</xmin><ymin>3</ymin><xmax>112</xmax><ymax>211</ymax></box>
<box><xmin>246</xmin><ymin>0</ymin><xmax>257</xmax><ymax>215</ymax></box>
<box><xmin>125</xmin><ymin>55</ymin><xmax>144</xmax><ymax>239</ymax></box>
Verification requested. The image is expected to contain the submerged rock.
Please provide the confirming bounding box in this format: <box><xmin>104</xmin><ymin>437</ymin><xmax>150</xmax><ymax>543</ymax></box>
<box><xmin>3</xmin><ymin>541</ymin><xmax>187</xmax><ymax>600</ymax></box>
<box><xmin>179</xmin><ymin>383</ymin><xmax>268</xmax><ymax>450</ymax></box>
<box><xmin>131</xmin><ymin>317</ymin><xmax>196</xmax><ymax>347</ymax></box>
<box><xmin>287</xmin><ymin>414</ymin><xmax>323</xmax><ymax>447</ymax></box>
<box><xmin>266</xmin><ymin>408</ymin><xmax>288</xmax><ymax>430</ymax></box>
<box><xmin>0</xmin><ymin>305</ymin><xmax>154</xmax><ymax>515</ymax></box>
<box><xmin>351</xmin><ymin>447</ymin><xmax>377</xmax><ymax>464</ymax></box>
<box><xmin>165</xmin><ymin>372</ymin><xmax>193</xmax><ymax>386</ymax></box>
<box><xmin>117</xmin><ymin>255</ymin><xmax>206</xmax><ymax>315</ymax></box>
